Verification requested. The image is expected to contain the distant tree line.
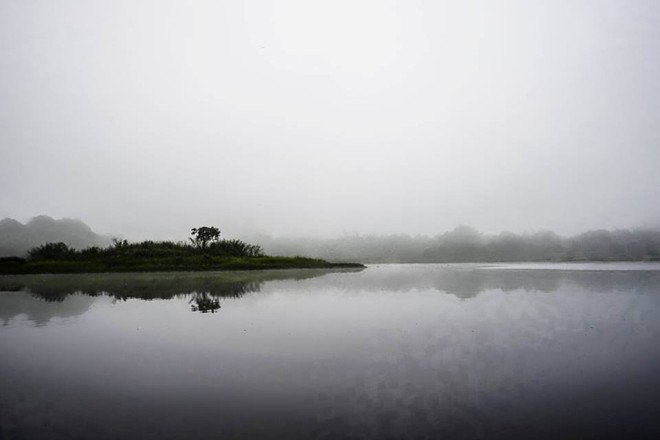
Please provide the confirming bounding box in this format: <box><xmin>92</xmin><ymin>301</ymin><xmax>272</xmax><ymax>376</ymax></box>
<box><xmin>258</xmin><ymin>226</ymin><xmax>660</xmax><ymax>263</ymax></box>
<box><xmin>421</xmin><ymin>227</ymin><xmax>660</xmax><ymax>263</ymax></box>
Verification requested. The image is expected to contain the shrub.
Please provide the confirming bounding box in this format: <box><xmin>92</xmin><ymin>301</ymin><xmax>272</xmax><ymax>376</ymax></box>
<box><xmin>28</xmin><ymin>242</ymin><xmax>75</xmax><ymax>261</ymax></box>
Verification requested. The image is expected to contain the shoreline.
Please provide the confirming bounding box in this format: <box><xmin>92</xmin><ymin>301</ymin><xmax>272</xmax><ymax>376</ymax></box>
<box><xmin>0</xmin><ymin>256</ymin><xmax>365</xmax><ymax>275</ymax></box>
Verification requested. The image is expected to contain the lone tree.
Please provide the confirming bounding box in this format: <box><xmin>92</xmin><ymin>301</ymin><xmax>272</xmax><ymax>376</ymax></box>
<box><xmin>190</xmin><ymin>226</ymin><xmax>221</xmax><ymax>249</ymax></box>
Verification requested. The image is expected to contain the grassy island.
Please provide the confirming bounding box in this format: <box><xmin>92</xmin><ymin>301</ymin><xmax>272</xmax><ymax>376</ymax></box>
<box><xmin>0</xmin><ymin>226</ymin><xmax>364</xmax><ymax>274</ymax></box>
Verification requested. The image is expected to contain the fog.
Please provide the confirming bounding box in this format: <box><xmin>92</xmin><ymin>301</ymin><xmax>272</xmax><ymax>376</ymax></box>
<box><xmin>2</xmin><ymin>0</ymin><xmax>659</xmax><ymax>240</ymax></box>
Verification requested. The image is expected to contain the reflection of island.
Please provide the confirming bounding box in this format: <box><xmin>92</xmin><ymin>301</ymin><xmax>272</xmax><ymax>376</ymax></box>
<box><xmin>2</xmin><ymin>264</ymin><xmax>658</xmax><ymax>323</ymax></box>
<box><xmin>0</xmin><ymin>268</ymin><xmax>361</xmax><ymax>321</ymax></box>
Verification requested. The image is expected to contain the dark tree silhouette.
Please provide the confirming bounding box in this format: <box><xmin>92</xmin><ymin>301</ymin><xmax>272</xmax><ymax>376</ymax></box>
<box><xmin>190</xmin><ymin>226</ymin><xmax>221</xmax><ymax>249</ymax></box>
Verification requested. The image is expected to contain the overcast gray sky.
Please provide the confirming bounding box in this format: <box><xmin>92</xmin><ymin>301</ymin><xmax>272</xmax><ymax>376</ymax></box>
<box><xmin>1</xmin><ymin>0</ymin><xmax>659</xmax><ymax>240</ymax></box>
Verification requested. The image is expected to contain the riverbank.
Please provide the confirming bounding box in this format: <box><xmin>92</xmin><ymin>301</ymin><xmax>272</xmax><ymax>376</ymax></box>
<box><xmin>0</xmin><ymin>255</ymin><xmax>365</xmax><ymax>274</ymax></box>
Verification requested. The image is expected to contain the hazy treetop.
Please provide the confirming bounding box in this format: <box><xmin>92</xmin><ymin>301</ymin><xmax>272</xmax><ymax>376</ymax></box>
<box><xmin>1</xmin><ymin>0</ymin><xmax>659</xmax><ymax>240</ymax></box>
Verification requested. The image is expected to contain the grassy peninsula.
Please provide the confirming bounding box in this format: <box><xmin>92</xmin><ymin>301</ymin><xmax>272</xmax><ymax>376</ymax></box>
<box><xmin>0</xmin><ymin>226</ymin><xmax>364</xmax><ymax>274</ymax></box>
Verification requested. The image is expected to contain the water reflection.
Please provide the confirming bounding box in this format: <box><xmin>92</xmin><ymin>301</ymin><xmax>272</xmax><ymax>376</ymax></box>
<box><xmin>0</xmin><ymin>269</ymin><xmax>360</xmax><ymax>323</ymax></box>
<box><xmin>319</xmin><ymin>263</ymin><xmax>660</xmax><ymax>298</ymax></box>
<box><xmin>3</xmin><ymin>264</ymin><xmax>658</xmax><ymax>303</ymax></box>
<box><xmin>190</xmin><ymin>292</ymin><xmax>221</xmax><ymax>313</ymax></box>
<box><xmin>1</xmin><ymin>264</ymin><xmax>660</xmax><ymax>439</ymax></box>
<box><xmin>0</xmin><ymin>269</ymin><xmax>331</xmax><ymax>300</ymax></box>
<box><xmin>0</xmin><ymin>292</ymin><xmax>95</xmax><ymax>326</ymax></box>
<box><xmin>2</xmin><ymin>264</ymin><xmax>659</xmax><ymax>323</ymax></box>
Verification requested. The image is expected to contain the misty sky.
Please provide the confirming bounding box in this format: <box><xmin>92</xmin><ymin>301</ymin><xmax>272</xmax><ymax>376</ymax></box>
<box><xmin>1</xmin><ymin>0</ymin><xmax>659</xmax><ymax>240</ymax></box>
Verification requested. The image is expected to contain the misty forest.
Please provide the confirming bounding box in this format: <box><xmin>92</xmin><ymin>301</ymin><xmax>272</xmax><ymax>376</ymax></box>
<box><xmin>1</xmin><ymin>217</ymin><xmax>659</xmax><ymax>271</ymax></box>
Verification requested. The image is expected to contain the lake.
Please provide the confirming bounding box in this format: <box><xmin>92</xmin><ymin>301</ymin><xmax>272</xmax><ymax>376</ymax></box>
<box><xmin>1</xmin><ymin>263</ymin><xmax>660</xmax><ymax>439</ymax></box>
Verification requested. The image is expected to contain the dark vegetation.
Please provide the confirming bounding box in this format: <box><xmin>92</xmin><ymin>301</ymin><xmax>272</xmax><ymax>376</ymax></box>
<box><xmin>0</xmin><ymin>226</ymin><xmax>363</xmax><ymax>274</ymax></box>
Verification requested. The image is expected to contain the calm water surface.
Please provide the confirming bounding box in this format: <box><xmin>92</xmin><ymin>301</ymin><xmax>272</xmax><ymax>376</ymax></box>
<box><xmin>1</xmin><ymin>263</ymin><xmax>660</xmax><ymax>439</ymax></box>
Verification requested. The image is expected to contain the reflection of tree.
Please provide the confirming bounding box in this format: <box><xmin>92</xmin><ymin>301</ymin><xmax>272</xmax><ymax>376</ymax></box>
<box><xmin>187</xmin><ymin>280</ymin><xmax>265</xmax><ymax>313</ymax></box>
<box><xmin>190</xmin><ymin>292</ymin><xmax>221</xmax><ymax>313</ymax></box>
